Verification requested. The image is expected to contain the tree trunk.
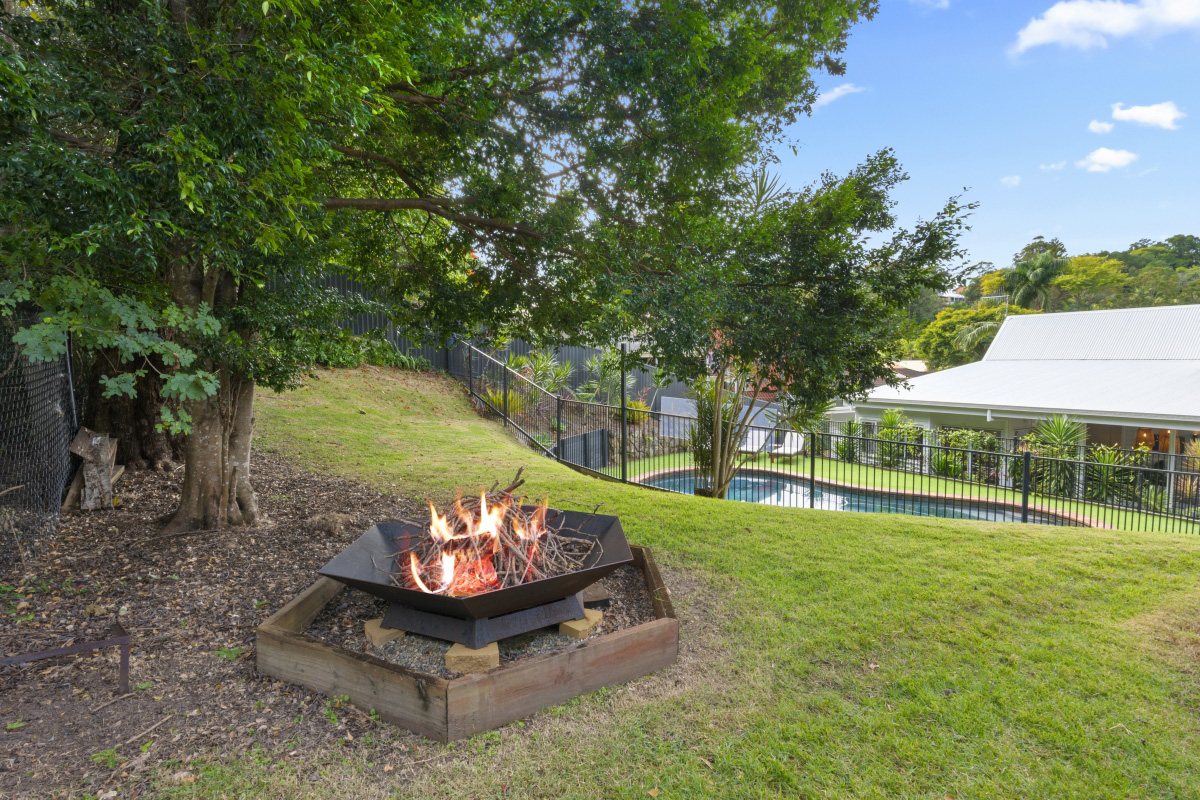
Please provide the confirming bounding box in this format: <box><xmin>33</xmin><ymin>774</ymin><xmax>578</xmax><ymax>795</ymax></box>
<box><xmin>160</xmin><ymin>251</ymin><xmax>259</xmax><ymax>534</ymax></box>
<box><xmin>83</xmin><ymin>352</ymin><xmax>185</xmax><ymax>470</ymax></box>
<box><xmin>162</xmin><ymin>374</ymin><xmax>258</xmax><ymax>533</ymax></box>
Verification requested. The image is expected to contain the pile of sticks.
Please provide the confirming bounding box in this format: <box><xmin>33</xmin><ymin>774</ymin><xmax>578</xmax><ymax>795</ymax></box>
<box><xmin>399</xmin><ymin>469</ymin><xmax>598</xmax><ymax>595</ymax></box>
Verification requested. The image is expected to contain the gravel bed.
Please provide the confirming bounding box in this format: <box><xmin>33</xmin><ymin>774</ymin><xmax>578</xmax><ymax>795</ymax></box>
<box><xmin>308</xmin><ymin>564</ymin><xmax>657</xmax><ymax>678</ymax></box>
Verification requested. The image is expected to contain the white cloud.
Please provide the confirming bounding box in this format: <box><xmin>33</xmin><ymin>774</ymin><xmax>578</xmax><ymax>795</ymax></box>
<box><xmin>1040</xmin><ymin>160</ymin><xmax>1067</xmax><ymax>170</ymax></box>
<box><xmin>813</xmin><ymin>83</ymin><xmax>866</xmax><ymax>108</ymax></box>
<box><xmin>1111</xmin><ymin>100</ymin><xmax>1186</xmax><ymax>129</ymax></box>
<box><xmin>1088</xmin><ymin>119</ymin><xmax>1115</xmax><ymax>132</ymax></box>
<box><xmin>910</xmin><ymin>0</ymin><xmax>951</xmax><ymax>8</ymax></box>
<box><xmin>1011</xmin><ymin>0</ymin><xmax>1200</xmax><ymax>55</ymax></box>
<box><xmin>1076</xmin><ymin>147</ymin><xmax>1138</xmax><ymax>172</ymax></box>
<box><xmin>1000</xmin><ymin>175</ymin><xmax>1022</xmax><ymax>187</ymax></box>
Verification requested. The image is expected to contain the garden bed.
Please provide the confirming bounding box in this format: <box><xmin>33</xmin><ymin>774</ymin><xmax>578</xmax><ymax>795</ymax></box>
<box><xmin>257</xmin><ymin>546</ymin><xmax>677</xmax><ymax>742</ymax></box>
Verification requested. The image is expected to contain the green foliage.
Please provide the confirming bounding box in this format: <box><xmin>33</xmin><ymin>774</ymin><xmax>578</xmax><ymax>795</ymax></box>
<box><xmin>310</xmin><ymin>330</ymin><xmax>428</xmax><ymax>370</ymax></box>
<box><xmin>214</xmin><ymin>646</ymin><xmax>245</xmax><ymax>662</ymax></box>
<box><xmin>914</xmin><ymin>305</ymin><xmax>1038</xmax><ymax>370</ymax></box>
<box><xmin>1054</xmin><ymin>256</ymin><xmax>1129</xmax><ymax>309</ymax></box>
<box><xmin>623</xmin><ymin>399</ymin><xmax>651</xmax><ymax>425</ymax></box>
<box><xmin>3</xmin><ymin>0</ymin><xmax>883</xmax><ymax>448</ymax></box>
<box><xmin>482</xmin><ymin>388</ymin><xmax>527</xmax><ymax>418</ymax></box>
<box><xmin>1084</xmin><ymin>445</ymin><xmax>1133</xmax><ymax>502</ymax></box>
<box><xmin>576</xmin><ymin>350</ymin><xmax>635</xmax><ymax>405</ymax></box>
<box><xmin>933</xmin><ymin>428</ymin><xmax>1001</xmax><ymax>483</ymax></box>
<box><xmin>834</xmin><ymin>419</ymin><xmax>863</xmax><ymax>463</ymax></box>
<box><xmin>875</xmin><ymin>409</ymin><xmax>921</xmax><ymax>468</ymax></box>
<box><xmin>627</xmin><ymin>152</ymin><xmax>976</xmax><ymax>416</ymax></box>
<box><xmin>929</xmin><ymin>451</ymin><xmax>964</xmax><ymax>479</ymax></box>
<box><xmin>507</xmin><ymin>350</ymin><xmax>574</xmax><ymax>393</ymax></box>
<box><xmin>1008</xmin><ymin>252</ymin><xmax>1069</xmax><ymax>311</ymax></box>
<box><xmin>1023</xmin><ymin>415</ymin><xmax>1086</xmax><ymax>499</ymax></box>
<box><xmin>5</xmin><ymin>719</ymin><xmax>26</xmax><ymax>731</ymax></box>
<box><xmin>90</xmin><ymin>748</ymin><xmax>120</xmax><ymax>769</ymax></box>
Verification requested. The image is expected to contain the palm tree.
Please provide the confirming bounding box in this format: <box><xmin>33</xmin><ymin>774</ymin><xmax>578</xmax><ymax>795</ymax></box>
<box><xmin>1006</xmin><ymin>251</ymin><xmax>1068</xmax><ymax>310</ymax></box>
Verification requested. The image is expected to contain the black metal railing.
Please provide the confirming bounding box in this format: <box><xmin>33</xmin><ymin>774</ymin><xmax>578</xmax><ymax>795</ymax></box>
<box><xmin>445</xmin><ymin>340</ymin><xmax>1200</xmax><ymax>534</ymax></box>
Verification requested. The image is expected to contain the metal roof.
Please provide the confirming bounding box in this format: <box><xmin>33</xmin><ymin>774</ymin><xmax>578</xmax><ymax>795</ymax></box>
<box><xmin>985</xmin><ymin>304</ymin><xmax>1200</xmax><ymax>361</ymax></box>
<box><xmin>863</xmin><ymin>359</ymin><xmax>1200</xmax><ymax>423</ymax></box>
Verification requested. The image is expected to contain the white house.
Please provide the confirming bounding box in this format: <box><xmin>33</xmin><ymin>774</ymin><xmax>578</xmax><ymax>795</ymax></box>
<box><xmin>853</xmin><ymin>304</ymin><xmax>1200</xmax><ymax>459</ymax></box>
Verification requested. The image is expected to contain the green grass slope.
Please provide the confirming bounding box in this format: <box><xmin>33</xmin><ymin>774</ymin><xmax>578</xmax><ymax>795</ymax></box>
<box><xmin>226</xmin><ymin>367</ymin><xmax>1200</xmax><ymax>799</ymax></box>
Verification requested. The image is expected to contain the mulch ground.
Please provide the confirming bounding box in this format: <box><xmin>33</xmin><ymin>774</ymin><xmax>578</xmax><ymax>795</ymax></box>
<box><xmin>0</xmin><ymin>449</ymin><xmax>444</xmax><ymax>799</ymax></box>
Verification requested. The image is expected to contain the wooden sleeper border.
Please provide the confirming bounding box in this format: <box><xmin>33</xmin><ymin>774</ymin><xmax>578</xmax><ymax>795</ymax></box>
<box><xmin>256</xmin><ymin>545</ymin><xmax>677</xmax><ymax>742</ymax></box>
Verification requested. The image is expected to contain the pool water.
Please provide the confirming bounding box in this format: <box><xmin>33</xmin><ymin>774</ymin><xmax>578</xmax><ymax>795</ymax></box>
<box><xmin>640</xmin><ymin>469</ymin><xmax>1051</xmax><ymax>523</ymax></box>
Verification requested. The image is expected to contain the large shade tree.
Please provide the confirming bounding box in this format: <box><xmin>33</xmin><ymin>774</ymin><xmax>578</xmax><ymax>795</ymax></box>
<box><xmin>1</xmin><ymin>0</ymin><xmax>878</xmax><ymax>531</ymax></box>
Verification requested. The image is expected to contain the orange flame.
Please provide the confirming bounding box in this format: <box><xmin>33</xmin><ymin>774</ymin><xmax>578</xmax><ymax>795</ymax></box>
<box><xmin>409</xmin><ymin>493</ymin><xmax>549</xmax><ymax>596</ymax></box>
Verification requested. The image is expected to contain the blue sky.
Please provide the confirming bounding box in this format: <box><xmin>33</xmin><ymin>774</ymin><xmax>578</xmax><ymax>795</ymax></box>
<box><xmin>778</xmin><ymin>0</ymin><xmax>1199</xmax><ymax>271</ymax></box>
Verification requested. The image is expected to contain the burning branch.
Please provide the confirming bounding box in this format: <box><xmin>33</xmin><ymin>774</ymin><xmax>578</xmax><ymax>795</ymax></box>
<box><xmin>397</xmin><ymin>469</ymin><xmax>598</xmax><ymax>596</ymax></box>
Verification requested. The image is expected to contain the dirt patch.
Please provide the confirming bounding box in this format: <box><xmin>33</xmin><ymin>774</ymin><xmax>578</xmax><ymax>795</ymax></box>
<box><xmin>0</xmin><ymin>449</ymin><xmax>727</xmax><ymax>799</ymax></box>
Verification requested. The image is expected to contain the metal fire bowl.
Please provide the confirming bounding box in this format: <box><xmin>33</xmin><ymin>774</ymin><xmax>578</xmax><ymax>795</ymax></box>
<box><xmin>317</xmin><ymin>507</ymin><xmax>633</xmax><ymax>621</ymax></box>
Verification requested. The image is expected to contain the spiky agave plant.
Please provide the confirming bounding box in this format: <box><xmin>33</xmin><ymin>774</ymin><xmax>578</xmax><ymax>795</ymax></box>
<box><xmin>1027</xmin><ymin>414</ymin><xmax>1085</xmax><ymax>498</ymax></box>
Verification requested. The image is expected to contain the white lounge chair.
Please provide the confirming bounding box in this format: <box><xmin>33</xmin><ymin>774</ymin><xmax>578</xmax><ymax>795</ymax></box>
<box><xmin>739</xmin><ymin>428</ymin><xmax>772</xmax><ymax>456</ymax></box>
<box><xmin>770</xmin><ymin>431</ymin><xmax>805</xmax><ymax>462</ymax></box>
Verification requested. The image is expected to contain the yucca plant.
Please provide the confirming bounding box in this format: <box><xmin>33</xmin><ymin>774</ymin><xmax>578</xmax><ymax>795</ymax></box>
<box><xmin>1084</xmin><ymin>444</ymin><xmax>1131</xmax><ymax>502</ymax></box>
<box><xmin>1026</xmin><ymin>414</ymin><xmax>1085</xmax><ymax>498</ymax></box>
<box><xmin>834</xmin><ymin>419</ymin><xmax>863</xmax><ymax>463</ymax></box>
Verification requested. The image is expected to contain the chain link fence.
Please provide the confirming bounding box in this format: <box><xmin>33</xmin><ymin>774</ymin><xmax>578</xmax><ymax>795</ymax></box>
<box><xmin>0</xmin><ymin>313</ymin><xmax>76</xmax><ymax>568</ymax></box>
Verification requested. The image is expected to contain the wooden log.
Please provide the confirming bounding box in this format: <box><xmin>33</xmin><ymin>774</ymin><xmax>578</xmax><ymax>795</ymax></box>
<box><xmin>69</xmin><ymin>427</ymin><xmax>118</xmax><ymax>511</ymax></box>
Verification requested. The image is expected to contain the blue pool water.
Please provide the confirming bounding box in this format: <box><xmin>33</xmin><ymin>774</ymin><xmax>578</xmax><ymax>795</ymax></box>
<box><xmin>640</xmin><ymin>469</ymin><xmax>1051</xmax><ymax>523</ymax></box>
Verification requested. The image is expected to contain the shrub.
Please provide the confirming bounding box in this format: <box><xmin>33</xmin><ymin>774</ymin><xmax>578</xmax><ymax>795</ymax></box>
<box><xmin>834</xmin><ymin>419</ymin><xmax>862</xmax><ymax>463</ymax></box>
<box><xmin>623</xmin><ymin>399</ymin><xmax>651</xmax><ymax>424</ymax></box>
<box><xmin>1025</xmin><ymin>414</ymin><xmax>1085</xmax><ymax>498</ymax></box>
<box><xmin>1084</xmin><ymin>444</ymin><xmax>1132</xmax><ymax>502</ymax></box>
<box><xmin>312</xmin><ymin>329</ymin><xmax>430</xmax><ymax>370</ymax></box>
<box><xmin>930</xmin><ymin>450</ymin><xmax>964</xmax><ymax>479</ymax></box>
<box><xmin>482</xmin><ymin>388</ymin><xmax>527</xmax><ymax>417</ymax></box>
<box><xmin>876</xmin><ymin>409</ymin><xmax>921</xmax><ymax>468</ymax></box>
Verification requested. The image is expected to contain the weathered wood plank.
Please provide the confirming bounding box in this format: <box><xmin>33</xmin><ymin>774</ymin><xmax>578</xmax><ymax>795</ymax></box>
<box><xmin>260</xmin><ymin>577</ymin><xmax>344</xmax><ymax>633</ymax></box>
<box><xmin>256</xmin><ymin>627</ymin><xmax>451</xmax><ymax>741</ymax></box>
<box><xmin>445</xmin><ymin>616</ymin><xmax>679</xmax><ymax>740</ymax></box>
<box><xmin>257</xmin><ymin>553</ymin><xmax>679</xmax><ymax>742</ymax></box>
<box><xmin>632</xmin><ymin>544</ymin><xmax>675</xmax><ymax>621</ymax></box>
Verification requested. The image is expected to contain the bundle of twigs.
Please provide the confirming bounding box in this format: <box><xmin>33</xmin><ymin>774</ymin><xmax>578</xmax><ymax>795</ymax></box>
<box><xmin>396</xmin><ymin>468</ymin><xmax>598</xmax><ymax>596</ymax></box>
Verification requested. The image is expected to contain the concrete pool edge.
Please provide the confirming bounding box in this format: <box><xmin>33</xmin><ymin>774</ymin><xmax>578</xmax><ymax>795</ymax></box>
<box><xmin>630</xmin><ymin>465</ymin><xmax>1111</xmax><ymax>529</ymax></box>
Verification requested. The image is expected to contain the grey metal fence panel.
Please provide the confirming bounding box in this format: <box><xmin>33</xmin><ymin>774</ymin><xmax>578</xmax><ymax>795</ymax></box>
<box><xmin>555</xmin><ymin>429</ymin><xmax>609</xmax><ymax>472</ymax></box>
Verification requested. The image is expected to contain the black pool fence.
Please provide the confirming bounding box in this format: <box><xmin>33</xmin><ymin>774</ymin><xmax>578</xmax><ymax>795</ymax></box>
<box><xmin>444</xmin><ymin>339</ymin><xmax>1200</xmax><ymax>534</ymax></box>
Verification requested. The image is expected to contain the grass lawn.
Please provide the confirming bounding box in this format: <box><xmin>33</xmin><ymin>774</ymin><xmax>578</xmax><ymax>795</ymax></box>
<box><xmin>159</xmin><ymin>366</ymin><xmax>1200</xmax><ymax>798</ymax></box>
<box><xmin>626</xmin><ymin>450</ymin><xmax>1200</xmax><ymax>535</ymax></box>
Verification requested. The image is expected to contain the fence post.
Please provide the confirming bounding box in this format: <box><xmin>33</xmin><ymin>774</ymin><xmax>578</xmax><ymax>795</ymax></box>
<box><xmin>620</xmin><ymin>343</ymin><xmax>628</xmax><ymax>483</ymax></box>
<box><xmin>502</xmin><ymin>367</ymin><xmax>509</xmax><ymax>427</ymax></box>
<box><xmin>467</xmin><ymin>346</ymin><xmax>473</xmax><ymax>397</ymax></box>
<box><xmin>1021</xmin><ymin>450</ymin><xmax>1031</xmax><ymax>523</ymax></box>
<box><xmin>809</xmin><ymin>433</ymin><xmax>816</xmax><ymax>509</ymax></box>
<box><xmin>444</xmin><ymin>344</ymin><xmax>451</xmax><ymax>372</ymax></box>
<box><xmin>556</xmin><ymin>394</ymin><xmax>563</xmax><ymax>462</ymax></box>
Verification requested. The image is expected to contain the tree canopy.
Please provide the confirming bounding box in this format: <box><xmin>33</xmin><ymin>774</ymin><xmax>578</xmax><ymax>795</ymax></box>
<box><xmin>1</xmin><ymin>0</ymin><xmax>882</xmax><ymax>530</ymax></box>
<box><xmin>914</xmin><ymin>305</ymin><xmax>1037</xmax><ymax>371</ymax></box>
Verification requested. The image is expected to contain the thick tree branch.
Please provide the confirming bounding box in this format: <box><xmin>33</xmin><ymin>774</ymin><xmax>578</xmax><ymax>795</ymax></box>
<box><xmin>330</xmin><ymin>144</ymin><xmax>425</xmax><ymax>195</ymax></box>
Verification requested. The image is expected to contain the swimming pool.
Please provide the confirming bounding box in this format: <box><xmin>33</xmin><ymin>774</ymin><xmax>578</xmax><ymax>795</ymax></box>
<box><xmin>639</xmin><ymin>468</ymin><xmax>1057</xmax><ymax>524</ymax></box>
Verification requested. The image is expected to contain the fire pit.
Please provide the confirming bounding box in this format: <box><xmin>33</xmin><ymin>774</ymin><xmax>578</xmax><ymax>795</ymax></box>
<box><xmin>317</xmin><ymin>507</ymin><xmax>633</xmax><ymax>648</ymax></box>
<box><xmin>256</xmin><ymin>472</ymin><xmax>675</xmax><ymax>741</ymax></box>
